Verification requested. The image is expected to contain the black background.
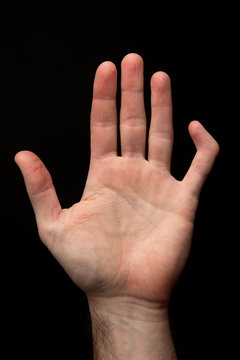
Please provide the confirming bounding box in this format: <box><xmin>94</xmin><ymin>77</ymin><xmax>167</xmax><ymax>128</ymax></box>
<box><xmin>1</xmin><ymin>1</ymin><xmax>233</xmax><ymax>359</ymax></box>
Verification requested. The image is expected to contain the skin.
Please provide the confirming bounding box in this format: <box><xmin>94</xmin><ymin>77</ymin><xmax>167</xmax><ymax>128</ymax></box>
<box><xmin>15</xmin><ymin>53</ymin><xmax>219</xmax><ymax>359</ymax></box>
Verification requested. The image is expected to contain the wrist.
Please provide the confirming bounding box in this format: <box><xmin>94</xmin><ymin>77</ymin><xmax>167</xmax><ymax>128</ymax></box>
<box><xmin>87</xmin><ymin>295</ymin><xmax>177</xmax><ymax>360</ymax></box>
<box><xmin>88</xmin><ymin>294</ymin><xmax>169</xmax><ymax>322</ymax></box>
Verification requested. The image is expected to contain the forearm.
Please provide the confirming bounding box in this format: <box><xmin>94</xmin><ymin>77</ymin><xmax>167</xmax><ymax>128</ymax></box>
<box><xmin>87</xmin><ymin>295</ymin><xmax>177</xmax><ymax>360</ymax></box>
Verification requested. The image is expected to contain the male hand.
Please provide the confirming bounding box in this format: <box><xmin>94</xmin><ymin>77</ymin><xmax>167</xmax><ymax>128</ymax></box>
<box><xmin>15</xmin><ymin>53</ymin><xmax>219</xmax><ymax>308</ymax></box>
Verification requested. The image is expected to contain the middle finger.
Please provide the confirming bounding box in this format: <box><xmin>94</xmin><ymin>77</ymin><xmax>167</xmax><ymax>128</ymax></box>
<box><xmin>119</xmin><ymin>53</ymin><xmax>147</xmax><ymax>158</ymax></box>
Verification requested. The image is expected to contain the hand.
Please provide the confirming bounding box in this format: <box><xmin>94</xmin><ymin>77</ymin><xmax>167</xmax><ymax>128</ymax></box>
<box><xmin>15</xmin><ymin>53</ymin><xmax>219</xmax><ymax>307</ymax></box>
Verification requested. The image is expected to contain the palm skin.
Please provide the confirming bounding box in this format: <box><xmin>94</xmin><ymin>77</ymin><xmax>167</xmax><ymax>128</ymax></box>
<box><xmin>15</xmin><ymin>54</ymin><xmax>219</xmax><ymax>307</ymax></box>
<box><xmin>54</xmin><ymin>155</ymin><xmax>196</xmax><ymax>304</ymax></box>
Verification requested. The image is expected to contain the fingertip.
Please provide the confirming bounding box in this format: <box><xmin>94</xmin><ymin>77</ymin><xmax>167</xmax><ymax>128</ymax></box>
<box><xmin>14</xmin><ymin>150</ymin><xmax>29</xmax><ymax>166</ymax></box>
<box><xmin>150</xmin><ymin>71</ymin><xmax>172</xmax><ymax>108</ymax></box>
<box><xmin>188</xmin><ymin>120</ymin><xmax>203</xmax><ymax>137</ymax></box>
<box><xmin>14</xmin><ymin>150</ymin><xmax>25</xmax><ymax>163</ymax></box>
<box><xmin>121</xmin><ymin>53</ymin><xmax>144</xmax><ymax>68</ymax></box>
<box><xmin>96</xmin><ymin>61</ymin><xmax>117</xmax><ymax>76</ymax></box>
<box><xmin>150</xmin><ymin>71</ymin><xmax>171</xmax><ymax>89</ymax></box>
<box><xmin>188</xmin><ymin>121</ymin><xmax>220</xmax><ymax>155</ymax></box>
<box><xmin>93</xmin><ymin>61</ymin><xmax>117</xmax><ymax>100</ymax></box>
<box><xmin>14</xmin><ymin>150</ymin><xmax>38</xmax><ymax>168</ymax></box>
<box><xmin>14</xmin><ymin>152</ymin><xmax>21</xmax><ymax>165</ymax></box>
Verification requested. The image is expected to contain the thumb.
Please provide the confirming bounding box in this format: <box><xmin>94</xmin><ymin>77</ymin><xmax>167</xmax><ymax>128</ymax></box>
<box><xmin>15</xmin><ymin>150</ymin><xmax>62</xmax><ymax>228</ymax></box>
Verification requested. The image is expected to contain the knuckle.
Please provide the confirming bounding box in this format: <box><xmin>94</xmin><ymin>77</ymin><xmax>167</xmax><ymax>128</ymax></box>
<box><xmin>209</xmin><ymin>137</ymin><xmax>220</xmax><ymax>156</ymax></box>
<box><xmin>213</xmin><ymin>140</ymin><xmax>220</xmax><ymax>155</ymax></box>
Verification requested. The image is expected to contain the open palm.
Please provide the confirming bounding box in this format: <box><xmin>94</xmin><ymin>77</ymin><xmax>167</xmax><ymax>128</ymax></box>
<box><xmin>15</xmin><ymin>54</ymin><xmax>219</xmax><ymax>306</ymax></box>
